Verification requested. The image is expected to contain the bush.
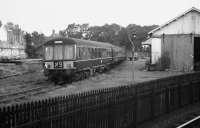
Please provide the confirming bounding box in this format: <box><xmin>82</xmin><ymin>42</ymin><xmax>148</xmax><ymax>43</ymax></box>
<box><xmin>156</xmin><ymin>51</ymin><xmax>170</xmax><ymax>70</ymax></box>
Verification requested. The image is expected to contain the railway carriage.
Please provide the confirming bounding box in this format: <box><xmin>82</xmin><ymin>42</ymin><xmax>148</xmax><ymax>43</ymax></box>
<box><xmin>43</xmin><ymin>38</ymin><xmax>126</xmax><ymax>83</ymax></box>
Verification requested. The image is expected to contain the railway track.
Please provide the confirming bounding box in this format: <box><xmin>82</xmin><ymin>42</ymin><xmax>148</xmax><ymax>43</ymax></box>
<box><xmin>0</xmin><ymin>85</ymin><xmax>61</xmax><ymax>104</ymax></box>
<box><xmin>0</xmin><ymin>70</ymin><xmax>38</xmax><ymax>80</ymax></box>
<box><xmin>176</xmin><ymin>115</ymin><xmax>200</xmax><ymax>128</ymax></box>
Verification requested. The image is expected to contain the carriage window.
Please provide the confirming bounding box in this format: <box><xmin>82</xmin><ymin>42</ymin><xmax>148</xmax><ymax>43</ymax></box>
<box><xmin>45</xmin><ymin>46</ymin><xmax>53</xmax><ymax>60</ymax></box>
<box><xmin>54</xmin><ymin>45</ymin><xmax>63</xmax><ymax>60</ymax></box>
<box><xmin>102</xmin><ymin>49</ymin><xmax>107</xmax><ymax>57</ymax></box>
<box><xmin>94</xmin><ymin>48</ymin><xmax>97</xmax><ymax>58</ymax></box>
<box><xmin>79</xmin><ymin>47</ymin><xmax>83</xmax><ymax>59</ymax></box>
<box><xmin>79</xmin><ymin>48</ymin><xmax>82</xmax><ymax>59</ymax></box>
<box><xmin>91</xmin><ymin>48</ymin><xmax>95</xmax><ymax>59</ymax></box>
<box><xmin>97</xmin><ymin>48</ymin><xmax>101</xmax><ymax>58</ymax></box>
<box><xmin>85</xmin><ymin>48</ymin><xmax>90</xmax><ymax>59</ymax></box>
<box><xmin>64</xmin><ymin>45</ymin><xmax>74</xmax><ymax>59</ymax></box>
<box><xmin>76</xmin><ymin>47</ymin><xmax>80</xmax><ymax>59</ymax></box>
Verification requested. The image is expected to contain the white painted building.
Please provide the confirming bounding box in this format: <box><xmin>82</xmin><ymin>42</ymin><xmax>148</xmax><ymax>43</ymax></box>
<box><xmin>143</xmin><ymin>7</ymin><xmax>200</xmax><ymax>71</ymax></box>
<box><xmin>142</xmin><ymin>38</ymin><xmax>161</xmax><ymax>64</ymax></box>
<box><xmin>0</xmin><ymin>23</ymin><xmax>26</xmax><ymax>59</ymax></box>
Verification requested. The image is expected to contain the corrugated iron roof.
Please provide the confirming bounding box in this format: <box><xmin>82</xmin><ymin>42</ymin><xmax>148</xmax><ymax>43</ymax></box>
<box><xmin>149</xmin><ymin>7</ymin><xmax>200</xmax><ymax>35</ymax></box>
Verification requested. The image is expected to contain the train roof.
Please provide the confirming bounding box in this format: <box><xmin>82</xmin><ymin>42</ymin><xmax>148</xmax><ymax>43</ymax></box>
<box><xmin>44</xmin><ymin>37</ymin><xmax>121</xmax><ymax>49</ymax></box>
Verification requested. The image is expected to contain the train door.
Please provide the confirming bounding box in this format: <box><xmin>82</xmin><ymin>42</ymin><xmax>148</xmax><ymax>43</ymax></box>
<box><xmin>194</xmin><ymin>37</ymin><xmax>200</xmax><ymax>71</ymax></box>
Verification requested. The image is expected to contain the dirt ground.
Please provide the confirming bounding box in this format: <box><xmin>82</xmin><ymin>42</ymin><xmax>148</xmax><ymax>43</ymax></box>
<box><xmin>0</xmin><ymin>59</ymin><xmax>184</xmax><ymax>98</ymax></box>
<box><xmin>31</xmin><ymin>59</ymin><xmax>184</xmax><ymax>99</ymax></box>
<box><xmin>0</xmin><ymin>62</ymin><xmax>45</xmax><ymax>94</ymax></box>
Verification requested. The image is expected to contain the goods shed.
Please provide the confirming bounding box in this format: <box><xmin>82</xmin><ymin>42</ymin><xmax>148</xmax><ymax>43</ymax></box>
<box><xmin>146</xmin><ymin>7</ymin><xmax>200</xmax><ymax>71</ymax></box>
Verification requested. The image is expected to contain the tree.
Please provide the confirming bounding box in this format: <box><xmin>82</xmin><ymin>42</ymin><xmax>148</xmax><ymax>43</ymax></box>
<box><xmin>24</xmin><ymin>31</ymin><xmax>46</xmax><ymax>58</ymax></box>
<box><xmin>116</xmin><ymin>27</ymin><xmax>131</xmax><ymax>49</ymax></box>
<box><xmin>59</xmin><ymin>30</ymin><xmax>67</xmax><ymax>37</ymax></box>
<box><xmin>60</xmin><ymin>23</ymin><xmax>158</xmax><ymax>51</ymax></box>
<box><xmin>126</xmin><ymin>24</ymin><xmax>158</xmax><ymax>51</ymax></box>
<box><xmin>65</xmin><ymin>23</ymin><xmax>90</xmax><ymax>39</ymax></box>
<box><xmin>66</xmin><ymin>23</ymin><xmax>80</xmax><ymax>38</ymax></box>
<box><xmin>80</xmin><ymin>23</ymin><xmax>89</xmax><ymax>39</ymax></box>
<box><xmin>24</xmin><ymin>32</ymin><xmax>37</xmax><ymax>58</ymax></box>
<box><xmin>31</xmin><ymin>31</ymin><xmax>45</xmax><ymax>46</ymax></box>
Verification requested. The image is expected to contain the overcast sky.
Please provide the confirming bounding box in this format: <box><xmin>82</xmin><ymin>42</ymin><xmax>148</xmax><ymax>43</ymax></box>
<box><xmin>0</xmin><ymin>0</ymin><xmax>199</xmax><ymax>35</ymax></box>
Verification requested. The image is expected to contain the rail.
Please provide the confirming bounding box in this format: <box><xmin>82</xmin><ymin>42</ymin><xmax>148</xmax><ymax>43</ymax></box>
<box><xmin>0</xmin><ymin>84</ymin><xmax>61</xmax><ymax>104</ymax></box>
<box><xmin>176</xmin><ymin>116</ymin><xmax>200</xmax><ymax>128</ymax></box>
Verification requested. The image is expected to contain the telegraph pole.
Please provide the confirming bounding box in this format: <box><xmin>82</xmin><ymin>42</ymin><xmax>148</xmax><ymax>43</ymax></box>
<box><xmin>128</xmin><ymin>32</ymin><xmax>136</xmax><ymax>83</ymax></box>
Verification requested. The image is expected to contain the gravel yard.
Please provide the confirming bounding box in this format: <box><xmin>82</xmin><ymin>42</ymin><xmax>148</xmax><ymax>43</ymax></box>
<box><xmin>0</xmin><ymin>62</ymin><xmax>46</xmax><ymax>94</ymax></box>
<box><xmin>0</xmin><ymin>59</ymin><xmax>184</xmax><ymax>100</ymax></box>
<box><xmin>32</xmin><ymin>59</ymin><xmax>184</xmax><ymax>99</ymax></box>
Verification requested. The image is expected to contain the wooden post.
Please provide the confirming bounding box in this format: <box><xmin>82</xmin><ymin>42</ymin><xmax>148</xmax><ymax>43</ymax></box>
<box><xmin>128</xmin><ymin>32</ymin><xmax>136</xmax><ymax>83</ymax></box>
<box><xmin>165</xmin><ymin>87</ymin><xmax>170</xmax><ymax>113</ymax></box>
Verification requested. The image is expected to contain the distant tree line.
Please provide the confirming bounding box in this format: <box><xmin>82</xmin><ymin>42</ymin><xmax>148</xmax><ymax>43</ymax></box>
<box><xmin>24</xmin><ymin>23</ymin><xmax>158</xmax><ymax>58</ymax></box>
<box><xmin>24</xmin><ymin>32</ymin><xmax>45</xmax><ymax>58</ymax></box>
<box><xmin>60</xmin><ymin>23</ymin><xmax>158</xmax><ymax>51</ymax></box>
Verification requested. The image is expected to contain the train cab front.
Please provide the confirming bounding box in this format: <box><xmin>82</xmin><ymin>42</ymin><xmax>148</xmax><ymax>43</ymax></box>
<box><xmin>43</xmin><ymin>38</ymin><xmax>76</xmax><ymax>82</ymax></box>
<box><xmin>43</xmin><ymin>60</ymin><xmax>75</xmax><ymax>78</ymax></box>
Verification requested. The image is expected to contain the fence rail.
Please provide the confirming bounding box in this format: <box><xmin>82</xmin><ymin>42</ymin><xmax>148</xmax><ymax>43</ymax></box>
<box><xmin>0</xmin><ymin>72</ymin><xmax>200</xmax><ymax>128</ymax></box>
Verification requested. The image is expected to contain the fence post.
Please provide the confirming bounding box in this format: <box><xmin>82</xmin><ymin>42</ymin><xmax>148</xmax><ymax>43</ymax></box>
<box><xmin>150</xmin><ymin>85</ymin><xmax>155</xmax><ymax>120</ymax></box>
<box><xmin>0</xmin><ymin>107</ymin><xmax>7</xmax><ymax>128</ymax></box>
<box><xmin>178</xmin><ymin>83</ymin><xmax>182</xmax><ymax>108</ymax></box>
<box><xmin>199</xmin><ymin>80</ymin><xmax>200</xmax><ymax>102</ymax></box>
<box><xmin>132</xmin><ymin>85</ymin><xmax>138</xmax><ymax>128</ymax></box>
<box><xmin>190</xmin><ymin>81</ymin><xmax>194</xmax><ymax>104</ymax></box>
<box><xmin>165</xmin><ymin>87</ymin><xmax>170</xmax><ymax>113</ymax></box>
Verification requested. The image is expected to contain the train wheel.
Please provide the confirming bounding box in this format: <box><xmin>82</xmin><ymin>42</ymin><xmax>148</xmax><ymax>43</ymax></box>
<box><xmin>66</xmin><ymin>77</ymin><xmax>73</xmax><ymax>83</ymax></box>
<box><xmin>99</xmin><ymin>66</ymin><xmax>104</xmax><ymax>73</ymax></box>
<box><xmin>47</xmin><ymin>76</ymin><xmax>51</xmax><ymax>81</ymax></box>
<box><xmin>85</xmin><ymin>71</ymin><xmax>90</xmax><ymax>79</ymax></box>
<box><xmin>89</xmin><ymin>68</ymin><xmax>95</xmax><ymax>76</ymax></box>
<box><xmin>53</xmin><ymin>78</ymin><xmax>58</xmax><ymax>84</ymax></box>
<box><xmin>82</xmin><ymin>71</ymin><xmax>87</xmax><ymax>80</ymax></box>
<box><xmin>73</xmin><ymin>72</ymin><xmax>81</xmax><ymax>81</ymax></box>
<box><xmin>51</xmin><ymin>75</ymin><xmax>61</xmax><ymax>85</ymax></box>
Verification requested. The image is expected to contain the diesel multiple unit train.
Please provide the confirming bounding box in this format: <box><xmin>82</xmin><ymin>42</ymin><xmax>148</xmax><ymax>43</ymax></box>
<box><xmin>43</xmin><ymin>38</ymin><xmax>126</xmax><ymax>83</ymax></box>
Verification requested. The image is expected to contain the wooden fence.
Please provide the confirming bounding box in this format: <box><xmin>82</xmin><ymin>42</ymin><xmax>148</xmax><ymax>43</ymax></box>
<box><xmin>0</xmin><ymin>72</ymin><xmax>200</xmax><ymax>128</ymax></box>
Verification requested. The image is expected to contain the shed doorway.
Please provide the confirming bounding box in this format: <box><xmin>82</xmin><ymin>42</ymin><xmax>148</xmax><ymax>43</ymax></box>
<box><xmin>194</xmin><ymin>37</ymin><xmax>200</xmax><ymax>71</ymax></box>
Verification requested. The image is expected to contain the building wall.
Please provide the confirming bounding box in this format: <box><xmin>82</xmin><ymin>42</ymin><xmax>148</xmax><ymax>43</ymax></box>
<box><xmin>0</xmin><ymin>48</ymin><xmax>26</xmax><ymax>59</ymax></box>
<box><xmin>150</xmin><ymin>10</ymin><xmax>200</xmax><ymax>71</ymax></box>
<box><xmin>162</xmin><ymin>34</ymin><xmax>193</xmax><ymax>71</ymax></box>
<box><xmin>0</xmin><ymin>23</ymin><xmax>26</xmax><ymax>59</ymax></box>
<box><xmin>192</xmin><ymin>12</ymin><xmax>200</xmax><ymax>34</ymax></box>
<box><xmin>151</xmin><ymin>38</ymin><xmax>161</xmax><ymax>64</ymax></box>
<box><xmin>142</xmin><ymin>38</ymin><xmax>161</xmax><ymax>64</ymax></box>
